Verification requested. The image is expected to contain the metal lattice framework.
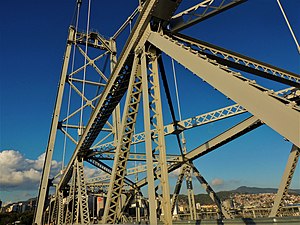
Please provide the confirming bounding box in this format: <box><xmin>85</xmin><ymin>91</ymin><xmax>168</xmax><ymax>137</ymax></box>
<box><xmin>34</xmin><ymin>1</ymin><xmax>300</xmax><ymax>225</ymax></box>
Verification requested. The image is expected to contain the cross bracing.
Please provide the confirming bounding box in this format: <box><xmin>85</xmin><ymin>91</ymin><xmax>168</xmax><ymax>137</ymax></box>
<box><xmin>34</xmin><ymin>1</ymin><xmax>300</xmax><ymax>225</ymax></box>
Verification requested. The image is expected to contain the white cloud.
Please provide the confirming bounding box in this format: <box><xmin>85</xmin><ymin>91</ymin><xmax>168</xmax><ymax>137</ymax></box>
<box><xmin>84</xmin><ymin>166</ymin><xmax>98</xmax><ymax>178</ymax></box>
<box><xmin>169</xmin><ymin>167</ymin><xmax>182</xmax><ymax>178</ymax></box>
<box><xmin>0</xmin><ymin>150</ymin><xmax>61</xmax><ymax>190</ymax></box>
<box><xmin>211</xmin><ymin>178</ymin><xmax>224</xmax><ymax>186</ymax></box>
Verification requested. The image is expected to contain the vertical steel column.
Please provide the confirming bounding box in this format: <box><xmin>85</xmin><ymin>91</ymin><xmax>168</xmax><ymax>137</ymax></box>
<box><xmin>185</xmin><ymin>167</ymin><xmax>197</xmax><ymax>220</ymax></box>
<box><xmin>50</xmin><ymin>198</ymin><xmax>58</xmax><ymax>225</ymax></box>
<box><xmin>182</xmin><ymin>133</ymin><xmax>197</xmax><ymax>220</ymax></box>
<box><xmin>34</xmin><ymin>26</ymin><xmax>75</xmax><ymax>225</ymax></box>
<box><xmin>110</xmin><ymin>38</ymin><xmax>122</xmax><ymax>146</ymax></box>
<box><xmin>76</xmin><ymin>158</ymin><xmax>90</xmax><ymax>224</ymax></box>
<box><xmin>102</xmin><ymin>54</ymin><xmax>142</xmax><ymax>224</ymax></box>
<box><xmin>141</xmin><ymin>49</ymin><xmax>158</xmax><ymax>225</ymax></box>
<box><xmin>67</xmin><ymin>158</ymin><xmax>90</xmax><ymax>224</ymax></box>
<box><xmin>46</xmin><ymin>198</ymin><xmax>53</xmax><ymax>225</ymax></box>
<box><xmin>135</xmin><ymin>190</ymin><xmax>141</xmax><ymax>223</ymax></box>
<box><xmin>269</xmin><ymin>145</ymin><xmax>300</xmax><ymax>217</ymax></box>
<box><xmin>57</xmin><ymin>191</ymin><xmax>64</xmax><ymax>225</ymax></box>
<box><xmin>69</xmin><ymin>162</ymin><xmax>78</xmax><ymax>224</ymax></box>
<box><xmin>64</xmin><ymin>187</ymin><xmax>72</xmax><ymax>225</ymax></box>
<box><xmin>142</xmin><ymin>48</ymin><xmax>172</xmax><ymax>224</ymax></box>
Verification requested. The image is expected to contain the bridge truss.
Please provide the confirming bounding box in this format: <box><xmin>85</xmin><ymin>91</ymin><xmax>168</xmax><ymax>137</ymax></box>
<box><xmin>34</xmin><ymin>0</ymin><xmax>300</xmax><ymax>224</ymax></box>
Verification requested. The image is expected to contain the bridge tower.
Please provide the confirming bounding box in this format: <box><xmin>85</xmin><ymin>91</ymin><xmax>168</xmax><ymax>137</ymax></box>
<box><xmin>34</xmin><ymin>1</ymin><xmax>300</xmax><ymax>225</ymax></box>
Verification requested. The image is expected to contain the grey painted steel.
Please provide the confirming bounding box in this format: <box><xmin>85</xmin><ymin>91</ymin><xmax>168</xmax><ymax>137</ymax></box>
<box><xmin>92</xmin><ymin>103</ymin><xmax>247</xmax><ymax>151</ymax></box>
<box><xmin>141</xmin><ymin>49</ymin><xmax>158</xmax><ymax>225</ymax></box>
<box><xmin>86</xmin><ymin>157</ymin><xmax>135</xmax><ymax>187</ymax></box>
<box><xmin>269</xmin><ymin>145</ymin><xmax>300</xmax><ymax>217</ymax></box>
<box><xmin>64</xmin><ymin>158</ymin><xmax>90</xmax><ymax>224</ymax></box>
<box><xmin>102</xmin><ymin>55</ymin><xmax>142</xmax><ymax>224</ymax></box>
<box><xmin>145</xmin><ymin>49</ymin><xmax>173</xmax><ymax>224</ymax></box>
<box><xmin>109</xmin><ymin>38</ymin><xmax>122</xmax><ymax>157</ymax></box>
<box><xmin>147</xmin><ymin>32</ymin><xmax>300</xmax><ymax>147</ymax></box>
<box><xmin>35</xmin><ymin>0</ymin><xmax>300</xmax><ymax>223</ymax></box>
<box><xmin>185</xmin><ymin>116</ymin><xmax>262</xmax><ymax>161</ymax></box>
<box><xmin>57</xmin><ymin>191</ymin><xmax>64</xmax><ymax>225</ymax></box>
<box><xmin>34</xmin><ymin>27</ymin><xmax>74</xmax><ymax>225</ymax></box>
<box><xmin>57</xmin><ymin>0</ymin><xmax>169</xmax><ymax>192</ymax></box>
<box><xmin>186</xmin><ymin>167</ymin><xmax>197</xmax><ymax>220</ymax></box>
<box><xmin>75</xmin><ymin>158</ymin><xmax>90</xmax><ymax>224</ymax></box>
<box><xmin>91</xmin><ymin>152</ymin><xmax>182</xmax><ymax>162</ymax></box>
<box><xmin>92</xmin><ymin>88</ymin><xmax>296</xmax><ymax>153</ymax></box>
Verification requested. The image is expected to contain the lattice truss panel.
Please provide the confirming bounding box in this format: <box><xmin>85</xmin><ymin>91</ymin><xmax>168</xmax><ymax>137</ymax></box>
<box><xmin>34</xmin><ymin>1</ymin><xmax>300</xmax><ymax>225</ymax></box>
<box><xmin>59</xmin><ymin>28</ymin><xmax>117</xmax><ymax>148</ymax></box>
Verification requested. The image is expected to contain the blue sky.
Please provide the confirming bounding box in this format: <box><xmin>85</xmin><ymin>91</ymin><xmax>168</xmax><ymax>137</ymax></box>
<box><xmin>0</xmin><ymin>0</ymin><xmax>299</xmax><ymax>204</ymax></box>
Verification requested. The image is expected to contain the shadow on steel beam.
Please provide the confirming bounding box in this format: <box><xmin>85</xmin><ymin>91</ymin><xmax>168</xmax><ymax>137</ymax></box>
<box><xmin>217</xmin><ymin>219</ymin><xmax>224</xmax><ymax>225</ymax></box>
<box><xmin>193</xmin><ymin>218</ymin><xmax>257</xmax><ymax>224</ymax></box>
<box><xmin>194</xmin><ymin>219</ymin><xmax>224</xmax><ymax>224</ymax></box>
<box><xmin>242</xmin><ymin>217</ymin><xmax>256</xmax><ymax>224</ymax></box>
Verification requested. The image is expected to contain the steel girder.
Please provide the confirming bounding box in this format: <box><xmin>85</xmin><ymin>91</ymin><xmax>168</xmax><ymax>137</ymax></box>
<box><xmin>170</xmin><ymin>0</ymin><xmax>246</xmax><ymax>32</ymax></box>
<box><xmin>92</xmin><ymin>103</ymin><xmax>247</xmax><ymax>151</ymax></box>
<box><xmin>147</xmin><ymin>32</ymin><xmax>300</xmax><ymax>147</ymax></box>
<box><xmin>34</xmin><ymin>25</ymin><xmax>118</xmax><ymax>225</ymax></box>
<box><xmin>87</xmin><ymin>162</ymin><xmax>160</xmax><ymax>185</ymax></box>
<box><xmin>171</xmin><ymin>33</ymin><xmax>300</xmax><ymax>87</ymax></box>
<box><xmin>86</xmin><ymin>156</ymin><xmax>135</xmax><ymax>188</ymax></box>
<box><xmin>136</xmin><ymin>115</ymin><xmax>263</xmax><ymax>188</ymax></box>
<box><xmin>62</xmin><ymin>158</ymin><xmax>90</xmax><ymax>225</ymax></box>
<box><xmin>34</xmin><ymin>27</ymin><xmax>75</xmax><ymax>225</ymax></box>
<box><xmin>36</xmin><ymin>0</ymin><xmax>300</xmax><ymax>224</ymax></box>
<box><xmin>91</xmin><ymin>88</ymin><xmax>297</xmax><ymax>152</ymax></box>
<box><xmin>91</xmin><ymin>151</ymin><xmax>182</xmax><ymax>162</ymax></box>
<box><xmin>136</xmin><ymin>116</ymin><xmax>262</xmax><ymax>219</ymax></box>
<box><xmin>102</xmin><ymin>55</ymin><xmax>143</xmax><ymax>223</ymax></box>
<box><xmin>56</xmin><ymin>0</ymin><xmax>180</xmax><ymax>193</ymax></box>
<box><xmin>185</xmin><ymin>166</ymin><xmax>197</xmax><ymax>220</ymax></box>
<box><xmin>141</xmin><ymin>48</ymin><xmax>173</xmax><ymax>225</ymax></box>
<box><xmin>57</xmin><ymin>191</ymin><xmax>64</xmax><ymax>225</ymax></box>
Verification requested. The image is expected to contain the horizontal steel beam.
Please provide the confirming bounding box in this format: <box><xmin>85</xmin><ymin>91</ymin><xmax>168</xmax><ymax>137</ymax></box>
<box><xmin>86</xmin><ymin>157</ymin><xmax>135</xmax><ymax>187</ymax></box>
<box><xmin>92</xmin><ymin>152</ymin><xmax>182</xmax><ymax>162</ymax></box>
<box><xmin>87</xmin><ymin>163</ymin><xmax>159</xmax><ymax>185</ymax></box>
<box><xmin>136</xmin><ymin>115</ymin><xmax>262</xmax><ymax>188</ymax></box>
<box><xmin>91</xmin><ymin>103</ymin><xmax>247</xmax><ymax>151</ymax></box>
<box><xmin>73</xmin><ymin>28</ymin><xmax>112</xmax><ymax>51</ymax></box>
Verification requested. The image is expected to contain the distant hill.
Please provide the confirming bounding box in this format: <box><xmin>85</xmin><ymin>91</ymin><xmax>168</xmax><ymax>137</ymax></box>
<box><xmin>233</xmin><ymin>186</ymin><xmax>300</xmax><ymax>195</ymax></box>
<box><xmin>177</xmin><ymin>186</ymin><xmax>300</xmax><ymax>205</ymax></box>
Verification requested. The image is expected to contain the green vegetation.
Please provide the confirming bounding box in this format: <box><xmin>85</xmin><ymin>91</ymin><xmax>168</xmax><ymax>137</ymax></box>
<box><xmin>176</xmin><ymin>191</ymin><xmax>232</xmax><ymax>205</ymax></box>
<box><xmin>0</xmin><ymin>211</ymin><xmax>34</xmax><ymax>225</ymax></box>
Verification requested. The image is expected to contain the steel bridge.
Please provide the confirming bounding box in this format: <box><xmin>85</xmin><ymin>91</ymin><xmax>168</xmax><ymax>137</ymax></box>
<box><xmin>33</xmin><ymin>0</ymin><xmax>300</xmax><ymax>224</ymax></box>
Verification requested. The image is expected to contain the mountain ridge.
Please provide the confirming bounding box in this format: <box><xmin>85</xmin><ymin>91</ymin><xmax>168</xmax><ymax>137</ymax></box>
<box><xmin>176</xmin><ymin>186</ymin><xmax>300</xmax><ymax>205</ymax></box>
<box><xmin>233</xmin><ymin>186</ymin><xmax>300</xmax><ymax>194</ymax></box>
